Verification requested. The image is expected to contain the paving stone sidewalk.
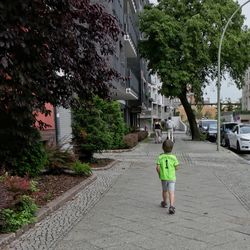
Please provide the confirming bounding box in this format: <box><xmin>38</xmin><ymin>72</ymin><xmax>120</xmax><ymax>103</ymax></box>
<box><xmin>4</xmin><ymin>132</ymin><xmax>250</xmax><ymax>249</ymax></box>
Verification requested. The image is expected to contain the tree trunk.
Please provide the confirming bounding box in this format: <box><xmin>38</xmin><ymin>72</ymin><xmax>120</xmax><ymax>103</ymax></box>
<box><xmin>179</xmin><ymin>92</ymin><xmax>200</xmax><ymax>140</ymax></box>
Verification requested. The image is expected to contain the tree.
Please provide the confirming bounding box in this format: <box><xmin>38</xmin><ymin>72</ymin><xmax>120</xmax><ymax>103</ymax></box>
<box><xmin>0</xmin><ymin>0</ymin><xmax>120</xmax><ymax>170</ymax></box>
<box><xmin>139</xmin><ymin>0</ymin><xmax>250</xmax><ymax>140</ymax></box>
<box><xmin>72</xmin><ymin>97</ymin><xmax>127</xmax><ymax>161</ymax></box>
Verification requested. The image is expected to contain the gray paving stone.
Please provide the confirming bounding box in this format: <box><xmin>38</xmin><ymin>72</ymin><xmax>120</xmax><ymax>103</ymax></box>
<box><xmin>5</xmin><ymin>133</ymin><xmax>250</xmax><ymax>249</ymax></box>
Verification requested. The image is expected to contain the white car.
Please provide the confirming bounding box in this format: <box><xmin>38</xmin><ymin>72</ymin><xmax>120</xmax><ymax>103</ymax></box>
<box><xmin>228</xmin><ymin>124</ymin><xmax>250</xmax><ymax>152</ymax></box>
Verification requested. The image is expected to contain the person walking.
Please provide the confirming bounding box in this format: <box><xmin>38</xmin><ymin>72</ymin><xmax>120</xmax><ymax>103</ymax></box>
<box><xmin>156</xmin><ymin>139</ymin><xmax>179</xmax><ymax>214</ymax></box>
<box><xmin>166</xmin><ymin>117</ymin><xmax>174</xmax><ymax>142</ymax></box>
<box><xmin>154</xmin><ymin>120</ymin><xmax>162</xmax><ymax>143</ymax></box>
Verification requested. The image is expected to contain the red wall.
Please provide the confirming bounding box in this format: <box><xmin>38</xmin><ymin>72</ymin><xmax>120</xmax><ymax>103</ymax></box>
<box><xmin>36</xmin><ymin>103</ymin><xmax>55</xmax><ymax>129</ymax></box>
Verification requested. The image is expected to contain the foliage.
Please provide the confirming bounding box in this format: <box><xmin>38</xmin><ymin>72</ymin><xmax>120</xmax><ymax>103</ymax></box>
<box><xmin>71</xmin><ymin>161</ymin><xmax>92</xmax><ymax>176</ymax></box>
<box><xmin>137</xmin><ymin>131</ymin><xmax>149</xmax><ymax>141</ymax></box>
<box><xmin>30</xmin><ymin>180</ymin><xmax>39</xmax><ymax>193</ymax></box>
<box><xmin>13</xmin><ymin>141</ymin><xmax>48</xmax><ymax>177</ymax></box>
<box><xmin>72</xmin><ymin>97</ymin><xmax>127</xmax><ymax>160</ymax></box>
<box><xmin>44</xmin><ymin>143</ymin><xmax>76</xmax><ymax>174</ymax></box>
<box><xmin>123</xmin><ymin>133</ymin><xmax>139</xmax><ymax>148</ymax></box>
<box><xmin>0</xmin><ymin>0</ymin><xmax>120</xmax><ymax>171</ymax></box>
<box><xmin>139</xmin><ymin>0</ymin><xmax>250</xmax><ymax>140</ymax></box>
<box><xmin>3</xmin><ymin>175</ymin><xmax>31</xmax><ymax>193</ymax></box>
<box><xmin>0</xmin><ymin>195</ymin><xmax>37</xmax><ymax>233</ymax></box>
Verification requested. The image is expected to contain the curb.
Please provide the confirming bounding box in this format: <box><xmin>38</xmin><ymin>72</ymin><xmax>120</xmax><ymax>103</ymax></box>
<box><xmin>101</xmin><ymin>148</ymin><xmax>135</xmax><ymax>153</ymax></box>
<box><xmin>91</xmin><ymin>160</ymin><xmax>118</xmax><ymax>171</ymax></box>
<box><xmin>0</xmin><ymin>174</ymin><xmax>97</xmax><ymax>249</ymax></box>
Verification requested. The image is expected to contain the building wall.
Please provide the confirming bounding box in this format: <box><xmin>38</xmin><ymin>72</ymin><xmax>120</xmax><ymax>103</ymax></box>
<box><xmin>55</xmin><ymin>107</ymin><xmax>72</xmax><ymax>148</ymax></box>
<box><xmin>55</xmin><ymin>0</ymin><xmax>151</xmax><ymax>145</ymax></box>
<box><xmin>36</xmin><ymin>103</ymin><xmax>56</xmax><ymax>145</ymax></box>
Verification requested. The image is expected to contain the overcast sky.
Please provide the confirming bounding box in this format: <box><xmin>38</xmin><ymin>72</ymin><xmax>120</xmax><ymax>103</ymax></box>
<box><xmin>148</xmin><ymin>0</ymin><xmax>250</xmax><ymax>102</ymax></box>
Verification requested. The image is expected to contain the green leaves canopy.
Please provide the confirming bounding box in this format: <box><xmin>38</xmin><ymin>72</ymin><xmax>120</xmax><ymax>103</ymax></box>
<box><xmin>139</xmin><ymin>0</ymin><xmax>250</xmax><ymax>100</ymax></box>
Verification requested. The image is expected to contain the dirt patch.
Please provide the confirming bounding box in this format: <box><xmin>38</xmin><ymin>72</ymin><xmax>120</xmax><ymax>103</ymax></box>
<box><xmin>0</xmin><ymin>158</ymin><xmax>114</xmax><ymax>210</ymax></box>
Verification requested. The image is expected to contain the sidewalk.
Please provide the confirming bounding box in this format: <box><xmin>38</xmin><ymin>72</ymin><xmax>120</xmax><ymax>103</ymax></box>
<box><xmin>5</xmin><ymin>132</ymin><xmax>250</xmax><ymax>249</ymax></box>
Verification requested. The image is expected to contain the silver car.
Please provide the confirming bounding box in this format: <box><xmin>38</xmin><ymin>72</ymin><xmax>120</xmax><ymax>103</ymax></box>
<box><xmin>228</xmin><ymin>124</ymin><xmax>250</xmax><ymax>153</ymax></box>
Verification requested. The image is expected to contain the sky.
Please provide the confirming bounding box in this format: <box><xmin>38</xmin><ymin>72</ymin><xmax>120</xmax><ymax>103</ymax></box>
<box><xmin>148</xmin><ymin>0</ymin><xmax>250</xmax><ymax>102</ymax></box>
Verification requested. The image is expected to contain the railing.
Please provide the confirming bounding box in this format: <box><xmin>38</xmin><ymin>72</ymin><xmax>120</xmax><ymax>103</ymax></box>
<box><xmin>124</xmin><ymin>14</ymin><xmax>138</xmax><ymax>48</ymax></box>
<box><xmin>127</xmin><ymin>69</ymin><xmax>139</xmax><ymax>95</ymax></box>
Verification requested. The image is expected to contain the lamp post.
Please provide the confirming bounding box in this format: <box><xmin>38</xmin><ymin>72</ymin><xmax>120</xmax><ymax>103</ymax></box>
<box><xmin>217</xmin><ymin>0</ymin><xmax>250</xmax><ymax>151</ymax></box>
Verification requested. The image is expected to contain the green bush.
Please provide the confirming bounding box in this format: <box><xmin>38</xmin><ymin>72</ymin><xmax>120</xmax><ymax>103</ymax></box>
<box><xmin>0</xmin><ymin>195</ymin><xmax>38</xmax><ymax>233</ymax></box>
<box><xmin>0</xmin><ymin>110</ymin><xmax>40</xmax><ymax>173</ymax></box>
<box><xmin>71</xmin><ymin>161</ymin><xmax>92</xmax><ymax>176</ymax></box>
<box><xmin>72</xmin><ymin>97</ymin><xmax>127</xmax><ymax>160</ymax></box>
<box><xmin>14</xmin><ymin>141</ymin><xmax>48</xmax><ymax>177</ymax></box>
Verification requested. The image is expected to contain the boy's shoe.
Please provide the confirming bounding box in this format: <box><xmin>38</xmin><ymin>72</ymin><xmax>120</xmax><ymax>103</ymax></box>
<box><xmin>161</xmin><ymin>201</ymin><xmax>167</xmax><ymax>208</ymax></box>
<box><xmin>169</xmin><ymin>206</ymin><xmax>175</xmax><ymax>214</ymax></box>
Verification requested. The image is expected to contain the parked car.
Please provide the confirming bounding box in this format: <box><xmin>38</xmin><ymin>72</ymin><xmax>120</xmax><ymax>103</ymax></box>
<box><xmin>227</xmin><ymin>124</ymin><xmax>250</xmax><ymax>153</ymax></box>
<box><xmin>205</xmin><ymin>123</ymin><xmax>217</xmax><ymax>142</ymax></box>
<box><xmin>220</xmin><ymin>122</ymin><xmax>238</xmax><ymax>147</ymax></box>
<box><xmin>198</xmin><ymin>119</ymin><xmax>217</xmax><ymax>134</ymax></box>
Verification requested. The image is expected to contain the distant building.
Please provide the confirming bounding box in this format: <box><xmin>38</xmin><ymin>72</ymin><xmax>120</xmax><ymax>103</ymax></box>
<box><xmin>139</xmin><ymin>74</ymin><xmax>181</xmax><ymax>130</ymax></box>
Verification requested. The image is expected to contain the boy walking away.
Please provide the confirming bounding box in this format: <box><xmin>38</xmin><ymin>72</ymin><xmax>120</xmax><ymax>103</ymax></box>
<box><xmin>156</xmin><ymin>139</ymin><xmax>179</xmax><ymax>214</ymax></box>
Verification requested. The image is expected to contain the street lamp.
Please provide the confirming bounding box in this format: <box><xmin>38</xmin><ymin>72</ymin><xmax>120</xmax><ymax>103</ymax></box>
<box><xmin>217</xmin><ymin>0</ymin><xmax>250</xmax><ymax>151</ymax></box>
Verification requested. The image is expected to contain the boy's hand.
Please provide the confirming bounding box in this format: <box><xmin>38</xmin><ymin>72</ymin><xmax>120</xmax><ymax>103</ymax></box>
<box><xmin>156</xmin><ymin>165</ymin><xmax>160</xmax><ymax>177</ymax></box>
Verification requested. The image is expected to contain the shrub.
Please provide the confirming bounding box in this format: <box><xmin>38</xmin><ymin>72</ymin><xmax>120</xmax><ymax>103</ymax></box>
<box><xmin>123</xmin><ymin>133</ymin><xmax>138</xmax><ymax>148</ymax></box>
<box><xmin>0</xmin><ymin>195</ymin><xmax>38</xmax><ymax>233</ymax></box>
<box><xmin>13</xmin><ymin>141</ymin><xmax>48</xmax><ymax>177</ymax></box>
<box><xmin>45</xmin><ymin>144</ymin><xmax>76</xmax><ymax>174</ymax></box>
<box><xmin>4</xmin><ymin>175</ymin><xmax>31</xmax><ymax>193</ymax></box>
<box><xmin>72</xmin><ymin>97</ymin><xmax>127</xmax><ymax>160</ymax></box>
<box><xmin>137</xmin><ymin>131</ymin><xmax>148</xmax><ymax>141</ymax></box>
<box><xmin>71</xmin><ymin>161</ymin><xmax>92</xmax><ymax>176</ymax></box>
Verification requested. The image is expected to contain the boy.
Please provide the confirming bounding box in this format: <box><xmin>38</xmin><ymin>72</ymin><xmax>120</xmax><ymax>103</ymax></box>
<box><xmin>156</xmin><ymin>139</ymin><xmax>179</xmax><ymax>214</ymax></box>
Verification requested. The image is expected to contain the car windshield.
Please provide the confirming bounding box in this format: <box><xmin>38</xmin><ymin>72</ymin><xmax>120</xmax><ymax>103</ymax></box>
<box><xmin>202</xmin><ymin>120</ymin><xmax>216</xmax><ymax>128</ymax></box>
<box><xmin>240</xmin><ymin>125</ymin><xmax>250</xmax><ymax>134</ymax></box>
<box><xmin>208</xmin><ymin>124</ymin><xmax>217</xmax><ymax>131</ymax></box>
<box><xmin>225</xmin><ymin>123</ymin><xmax>237</xmax><ymax>130</ymax></box>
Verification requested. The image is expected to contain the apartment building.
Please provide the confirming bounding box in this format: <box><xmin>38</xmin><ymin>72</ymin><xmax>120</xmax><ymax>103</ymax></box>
<box><xmin>53</xmin><ymin>0</ymin><xmax>151</xmax><ymax>146</ymax></box>
<box><xmin>242</xmin><ymin>67</ymin><xmax>250</xmax><ymax>110</ymax></box>
<box><xmin>140</xmin><ymin>74</ymin><xmax>181</xmax><ymax>130</ymax></box>
<box><xmin>105</xmin><ymin>0</ymin><xmax>151</xmax><ymax>127</ymax></box>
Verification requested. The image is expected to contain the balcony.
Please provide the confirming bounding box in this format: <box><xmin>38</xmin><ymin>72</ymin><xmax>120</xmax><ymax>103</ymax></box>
<box><xmin>111</xmin><ymin>70</ymin><xmax>139</xmax><ymax>101</ymax></box>
<box><xmin>126</xmin><ymin>69</ymin><xmax>139</xmax><ymax>100</ymax></box>
<box><xmin>124</xmin><ymin>15</ymin><xmax>138</xmax><ymax>58</ymax></box>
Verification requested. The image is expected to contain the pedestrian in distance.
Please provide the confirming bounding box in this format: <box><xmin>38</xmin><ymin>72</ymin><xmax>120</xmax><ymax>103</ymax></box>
<box><xmin>154</xmin><ymin>119</ymin><xmax>162</xmax><ymax>144</ymax></box>
<box><xmin>166</xmin><ymin>117</ymin><xmax>174</xmax><ymax>142</ymax></box>
<box><xmin>156</xmin><ymin>139</ymin><xmax>179</xmax><ymax>214</ymax></box>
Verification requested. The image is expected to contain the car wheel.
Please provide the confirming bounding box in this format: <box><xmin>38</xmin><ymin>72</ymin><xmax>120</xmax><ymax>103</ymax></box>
<box><xmin>221</xmin><ymin>138</ymin><xmax>226</xmax><ymax>147</ymax></box>
<box><xmin>237</xmin><ymin>141</ymin><xmax>241</xmax><ymax>154</ymax></box>
<box><xmin>228</xmin><ymin>140</ymin><xmax>231</xmax><ymax>149</ymax></box>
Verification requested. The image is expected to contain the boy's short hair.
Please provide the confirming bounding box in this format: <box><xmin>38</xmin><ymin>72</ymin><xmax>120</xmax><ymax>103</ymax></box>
<box><xmin>162</xmin><ymin>139</ymin><xmax>174</xmax><ymax>153</ymax></box>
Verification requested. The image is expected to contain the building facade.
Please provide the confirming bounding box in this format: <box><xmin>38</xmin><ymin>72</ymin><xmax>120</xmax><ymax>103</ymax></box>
<box><xmin>52</xmin><ymin>0</ymin><xmax>151</xmax><ymax>147</ymax></box>
<box><xmin>104</xmin><ymin>0</ymin><xmax>151</xmax><ymax>128</ymax></box>
<box><xmin>139</xmin><ymin>74</ymin><xmax>181</xmax><ymax>130</ymax></box>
